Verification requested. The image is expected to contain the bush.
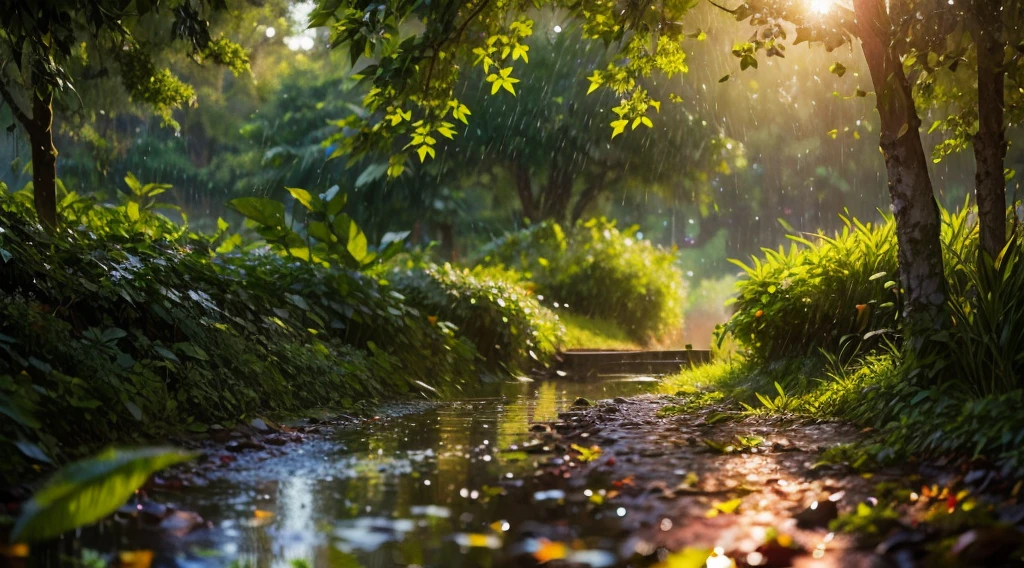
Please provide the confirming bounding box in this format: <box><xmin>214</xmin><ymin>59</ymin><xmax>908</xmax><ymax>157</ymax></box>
<box><xmin>0</xmin><ymin>184</ymin><xmax>488</xmax><ymax>482</ymax></box>
<box><xmin>722</xmin><ymin>207</ymin><xmax>977</xmax><ymax>362</ymax></box>
<box><xmin>693</xmin><ymin>203</ymin><xmax>1024</xmax><ymax>474</ymax></box>
<box><xmin>386</xmin><ymin>263</ymin><xmax>563</xmax><ymax>373</ymax></box>
<box><xmin>476</xmin><ymin>217</ymin><xmax>686</xmax><ymax>342</ymax></box>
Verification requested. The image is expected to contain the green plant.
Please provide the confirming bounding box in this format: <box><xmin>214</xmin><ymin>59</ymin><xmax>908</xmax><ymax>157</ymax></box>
<box><xmin>477</xmin><ymin>217</ymin><xmax>686</xmax><ymax>341</ymax></box>
<box><xmin>227</xmin><ymin>186</ymin><xmax>406</xmax><ymax>270</ymax></box>
<box><xmin>722</xmin><ymin>212</ymin><xmax>901</xmax><ymax>362</ymax></box>
<box><xmin>10</xmin><ymin>447</ymin><xmax>195</xmax><ymax>543</ymax></box>
<box><xmin>722</xmin><ymin>205</ymin><xmax>979</xmax><ymax>363</ymax></box>
<box><xmin>941</xmin><ymin>223</ymin><xmax>1024</xmax><ymax>396</ymax></box>
<box><xmin>0</xmin><ymin>184</ymin><xmax>486</xmax><ymax>482</ymax></box>
<box><xmin>387</xmin><ymin>263</ymin><xmax>563</xmax><ymax>372</ymax></box>
<box><xmin>742</xmin><ymin>381</ymin><xmax>806</xmax><ymax>414</ymax></box>
<box><xmin>829</xmin><ymin>502</ymin><xmax>902</xmax><ymax>542</ymax></box>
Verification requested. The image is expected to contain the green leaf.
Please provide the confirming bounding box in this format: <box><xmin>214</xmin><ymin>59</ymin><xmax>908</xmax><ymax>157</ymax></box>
<box><xmin>227</xmin><ymin>197</ymin><xmax>286</xmax><ymax>229</ymax></box>
<box><xmin>126</xmin><ymin>202</ymin><xmax>140</xmax><ymax>221</ymax></box>
<box><xmin>124</xmin><ymin>400</ymin><xmax>143</xmax><ymax>421</ymax></box>
<box><xmin>15</xmin><ymin>440</ymin><xmax>52</xmax><ymax>464</ymax></box>
<box><xmin>286</xmin><ymin>187</ymin><xmax>315</xmax><ymax>211</ymax></box>
<box><xmin>0</xmin><ymin>395</ymin><xmax>40</xmax><ymax>429</ymax></box>
<box><xmin>323</xmin><ymin>186</ymin><xmax>348</xmax><ymax>216</ymax></box>
<box><xmin>153</xmin><ymin>345</ymin><xmax>179</xmax><ymax>362</ymax></box>
<box><xmin>347</xmin><ymin>222</ymin><xmax>368</xmax><ymax>263</ymax></box>
<box><xmin>308</xmin><ymin>221</ymin><xmax>333</xmax><ymax>243</ymax></box>
<box><xmin>123</xmin><ymin>172</ymin><xmax>142</xmax><ymax>194</ymax></box>
<box><xmin>11</xmin><ymin>447</ymin><xmax>196</xmax><ymax>543</ymax></box>
<box><xmin>174</xmin><ymin>342</ymin><xmax>209</xmax><ymax>361</ymax></box>
<box><xmin>331</xmin><ymin>213</ymin><xmax>353</xmax><ymax>244</ymax></box>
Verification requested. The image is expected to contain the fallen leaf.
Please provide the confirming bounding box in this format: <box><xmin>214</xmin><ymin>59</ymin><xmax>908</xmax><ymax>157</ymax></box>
<box><xmin>706</xmin><ymin>498</ymin><xmax>742</xmax><ymax>518</ymax></box>
<box><xmin>0</xmin><ymin>544</ymin><xmax>29</xmax><ymax>558</ymax></box>
<box><xmin>118</xmin><ymin>549</ymin><xmax>154</xmax><ymax>568</ymax></box>
<box><xmin>533</xmin><ymin>539</ymin><xmax>568</xmax><ymax>563</ymax></box>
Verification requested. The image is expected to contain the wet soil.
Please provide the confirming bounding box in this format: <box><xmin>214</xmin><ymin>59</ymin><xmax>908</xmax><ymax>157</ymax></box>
<box><xmin>7</xmin><ymin>378</ymin><xmax>1024</xmax><ymax>567</ymax></box>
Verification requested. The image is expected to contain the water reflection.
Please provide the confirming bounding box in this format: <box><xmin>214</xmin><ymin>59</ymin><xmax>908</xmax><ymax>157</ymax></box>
<box><xmin>92</xmin><ymin>377</ymin><xmax>658</xmax><ymax>567</ymax></box>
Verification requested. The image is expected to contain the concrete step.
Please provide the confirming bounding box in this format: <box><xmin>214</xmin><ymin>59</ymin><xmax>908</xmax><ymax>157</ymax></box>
<box><xmin>554</xmin><ymin>349</ymin><xmax>712</xmax><ymax>378</ymax></box>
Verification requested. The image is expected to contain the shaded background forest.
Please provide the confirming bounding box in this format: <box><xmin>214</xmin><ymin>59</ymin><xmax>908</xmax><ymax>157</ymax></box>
<box><xmin>1</xmin><ymin>0</ymin><xmax>1018</xmax><ymax>327</ymax></box>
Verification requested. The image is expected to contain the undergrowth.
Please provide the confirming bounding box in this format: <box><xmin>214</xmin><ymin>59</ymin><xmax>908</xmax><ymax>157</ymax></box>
<box><xmin>0</xmin><ymin>182</ymin><xmax>562</xmax><ymax>483</ymax></box>
<box><xmin>669</xmin><ymin>204</ymin><xmax>1024</xmax><ymax>475</ymax></box>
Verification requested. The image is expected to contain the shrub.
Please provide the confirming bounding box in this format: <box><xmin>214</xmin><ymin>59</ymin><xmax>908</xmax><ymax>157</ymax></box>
<box><xmin>477</xmin><ymin>217</ymin><xmax>686</xmax><ymax>341</ymax></box>
<box><xmin>386</xmin><ymin>263</ymin><xmax>563</xmax><ymax>372</ymax></box>
<box><xmin>697</xmin><ymin>203</ymin><xmax>1024</xmax><ymax>473</ymax></box>
<box><xmin>0</xmin><ymin>184</ymin><xmax>484</xmax><ymax>482</ymax></box>
<box><xmin>722</xmin><ymin>207</ymin><xmax>977</xmax><ymax>362</ymax></box>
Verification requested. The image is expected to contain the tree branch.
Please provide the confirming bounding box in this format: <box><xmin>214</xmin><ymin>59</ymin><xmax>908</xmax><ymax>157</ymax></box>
<box><xmin>0</xmin><ymin>66</ymin><xmax>33</xmax><ymax>129</ymax></box>
<box><xmin>423</xmin><ymin>0</ymin><xmax>492</xmax><ymax>95</ymax></box>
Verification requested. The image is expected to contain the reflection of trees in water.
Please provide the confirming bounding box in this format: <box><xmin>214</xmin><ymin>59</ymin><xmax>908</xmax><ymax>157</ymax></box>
<box><xmin>496</xmin><ymin>381</ymin><xmax>563</xmax><ymax>451</ymax></box>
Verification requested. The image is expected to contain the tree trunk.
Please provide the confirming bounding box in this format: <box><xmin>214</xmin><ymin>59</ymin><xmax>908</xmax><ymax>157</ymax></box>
<box><xmin>28</xmin><ymin>92</ymin><xmax>58</xmax><ymax>229</ymax></box>
<box><xmin>855</xmin><ymin>0</ymin><xmax>947</xmax><ymax>337</ymax></box>
<box><xmin>677</xmin><ymin>213</ymin><xmax>723</xmax><ymax>248</ymax></box>
<box><xmin>438</xmin><ymin>221</ymin><xmax>456</xmax><ymax>261</ymax></box>
<box><xmin>538</xmin><ymin>166</ymin><xmax>573</xmax><ymax>222</ymax></box>
<box><xmin>571</xmin><ymin>170</ymin><xmax>607</xmax><ymax>224</ymax></box>
<box><xmin>969</xmin><ymin>3</ymin><xmax>1008</xmax><ymax>259</ymax></box>
<box><xmin>511</xmin><ymin>163</ymin><xmax>536</xmax><ymax>221</ymax></box>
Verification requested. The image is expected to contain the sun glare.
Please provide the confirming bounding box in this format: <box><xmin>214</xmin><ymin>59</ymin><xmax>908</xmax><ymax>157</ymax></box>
<box><xmin>809</xmin><ymin>0</ymin><xmax>833</xmax><ymax>13</ymax></box>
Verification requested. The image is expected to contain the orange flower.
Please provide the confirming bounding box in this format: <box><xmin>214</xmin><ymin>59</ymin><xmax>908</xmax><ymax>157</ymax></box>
<box><xmin>427</xmin><ymin>315</ymin><xmax>438</xmax><ymax>325</ymax></box>
<box><xmin>755</xmin><ymin>309</ymin><xmax>764</xmax><ymax>318</ymax></box>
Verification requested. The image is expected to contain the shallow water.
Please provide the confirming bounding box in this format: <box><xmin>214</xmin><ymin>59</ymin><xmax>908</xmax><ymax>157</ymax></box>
<box><xmin>74</xmin><ymin>376</ymin><xmax>661</xmax><ymax>567</ymax></box>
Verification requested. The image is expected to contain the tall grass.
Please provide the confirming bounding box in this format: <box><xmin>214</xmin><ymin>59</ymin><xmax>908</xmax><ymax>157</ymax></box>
<box><xmin>723</xmin><ymin>211</ymin><xmax>901</xmax><ymax>362</ymax></box>
<box><xmin>723</xmin><ymin>205</ymin><xmax>982</xmax><ymax>365</ymax></box>
<box><xmin>943</xmin><ymin>220</ymin><xmax>1024</xmax><ymax>396</ymax></box>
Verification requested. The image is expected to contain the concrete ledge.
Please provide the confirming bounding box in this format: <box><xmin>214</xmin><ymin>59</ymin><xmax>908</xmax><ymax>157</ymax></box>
<box><xmin>554</xmin><ymin>349</ymin><xmax>712</xmax><ymax>378</ymax></box>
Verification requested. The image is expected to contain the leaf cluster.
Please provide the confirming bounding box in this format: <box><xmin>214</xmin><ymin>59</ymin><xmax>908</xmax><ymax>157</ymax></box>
<box><xmin>476</xmin><ymin>217</ymin><xmax>686</xmax><ymax>341</ymax></box>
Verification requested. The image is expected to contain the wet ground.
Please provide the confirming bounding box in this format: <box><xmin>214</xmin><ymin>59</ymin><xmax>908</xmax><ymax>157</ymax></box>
<box><xmin>56</xmin><ymin>376</ymin><xmax>668</xmax><ymax>567</ymax></box>
<box><xmin>18</xmin><ymin>375</ymin><xmax>1024</xmax><ymax>567</ymax></box>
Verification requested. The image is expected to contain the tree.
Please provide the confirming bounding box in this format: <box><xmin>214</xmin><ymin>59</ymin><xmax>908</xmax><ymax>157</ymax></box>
<box><xmin>311</xmin><ymin>0</ymin><xmax>704</xmax><ymax>173</ymax></box>
<box><xmin>714</xmin><ymin>0</ymin><xmax>963</xmax><ymax>337</ymax></box>
<box><xmin>915</xmin><ymin>1</ymin><xmax>1024</xmax><ymax>259</ymax></box>
<box><xmin>307</xmin><ymin>0</ymin><xmax>957</xmax><ymax>337</ymax></box>
<box><xmin>0</xmin><ymin>0</ymin><xmax>248</xmax><ymax>229</ymax></box>
<box><xmin>424</xmin><ymin>22</ymin><xmax>737</xmax><ymax>224</ymax></box>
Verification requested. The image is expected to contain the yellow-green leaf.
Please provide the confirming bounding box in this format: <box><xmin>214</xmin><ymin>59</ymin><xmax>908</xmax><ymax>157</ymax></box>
<box><xmin>11</xmin><ymin>447</ymin><xmax>196</xmax><ymax>543</ymax></box>
<box><xmin>610</xmin><ymin>119</ymin><xmax>628</xmax><ymax>138</ymax></box>
<box><xmin>285</xmin><ymin>187</ymin><xmax>315</xmax><ymax>210</ymax></box>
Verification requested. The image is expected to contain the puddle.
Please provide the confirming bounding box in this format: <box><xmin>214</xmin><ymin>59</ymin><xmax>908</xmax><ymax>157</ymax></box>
<box><xmin>61</xmin><ymin>377</ymin><xmax>659</xmax><ymax>567</ymax></box>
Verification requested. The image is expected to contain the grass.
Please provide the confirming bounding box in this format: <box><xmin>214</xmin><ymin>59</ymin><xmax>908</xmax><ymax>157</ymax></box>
<box><xmin>558</xmin><ymin>312</ymin><xmax>644</xmax><ymax>351</ymax></box>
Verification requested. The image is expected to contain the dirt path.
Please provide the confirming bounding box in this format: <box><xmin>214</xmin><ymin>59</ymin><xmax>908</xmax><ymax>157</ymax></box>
<box><xmin>496</xmin><ymin>395</ymin><xmax>1022</xmax><ymax>567</ymax></box>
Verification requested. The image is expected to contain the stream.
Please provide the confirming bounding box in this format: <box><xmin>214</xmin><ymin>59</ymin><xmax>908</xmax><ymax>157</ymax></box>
<box><xmin>74</xmin><ymin>376</ymin><xmax>663</xmax><ymax>567</ymax></box>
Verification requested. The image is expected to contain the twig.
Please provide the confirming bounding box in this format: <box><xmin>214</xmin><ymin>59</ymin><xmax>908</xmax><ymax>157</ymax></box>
<box><xmin>423</xmin><ymin>0</ymin><xmax>492</xmax><ymax>95</ymax></box>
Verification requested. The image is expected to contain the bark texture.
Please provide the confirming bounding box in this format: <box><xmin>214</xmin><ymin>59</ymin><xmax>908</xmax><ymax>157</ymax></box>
<box><xmin>29</xmin><ymin>92</ymin><xmax>58</xmax><ymax>230</ymax></box>
<box><xmin>970</xmin><ymin>1</ymin><xmax>1008</xmax><ymax>259</ymax></box>
<box><xmin>855</xmin><ymin>0</ymin><xmax>947</xmax><ymax>336</ymax></box>
<box><xmin>0</xmin><ymin>82</ymin><xmax>58</xmax><ymax>229</ymax></box>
